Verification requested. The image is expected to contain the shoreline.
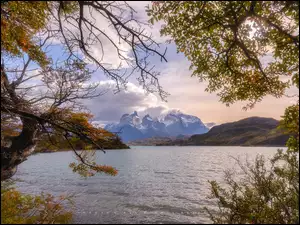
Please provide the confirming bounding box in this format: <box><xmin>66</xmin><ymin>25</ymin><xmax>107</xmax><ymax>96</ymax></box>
<box><xmin>127</xmin><ymin>144</ymin><xmax>287</xmax><ymax>147</ymax></box>
<box><xmin>34</xmin><ymin>148</ymin><xmax>130</xmax><ymax>154</ymax></box>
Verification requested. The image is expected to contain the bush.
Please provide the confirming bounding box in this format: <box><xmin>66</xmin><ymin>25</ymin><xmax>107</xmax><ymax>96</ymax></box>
<box><xmin>1</xmin><ymin>180</ymin><xmax>73</xmax><ymax>224</ymax></box>
<box><xmin>205</xmin><ymin>105</ymin><xmax>299</xmax><ymax>224</ymax></box>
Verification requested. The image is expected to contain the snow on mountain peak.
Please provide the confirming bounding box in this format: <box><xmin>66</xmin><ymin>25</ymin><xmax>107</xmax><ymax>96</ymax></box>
<box><xmin>144</xmin><ymin>114</ymin><xmax>152</xmax><ymax>120</ymax></box>
<box><xmin>119</xmin><ymin>111</ymin><xmax>141</xmax><ymax>125</ymax></box>
<box><xmin>168</xmin><ymin>109</ymin><xmax>182</xmax><ymax>114</ymax></box>
<box><xmin>160</xmin><ymin>110</ymin><xmax>201</xmax><ymax>124</ymax></box>
<box><xmin>160</xmin><ymin>109</ymin><xmax>183</xmax><ymax>117</ymax></box>
<box><xmin>105</xmin><ymin>111</ymin><xmax>210</xmax><ymax>142</ymax></box>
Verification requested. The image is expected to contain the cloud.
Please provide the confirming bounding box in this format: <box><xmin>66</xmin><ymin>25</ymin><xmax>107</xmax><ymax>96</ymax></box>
<box><xmin>80</xmin><ymin>1</ymin><xmax>167</xmax><ymax>70</ymax></box>
<box><xmin>82</xmin><ymin>6</ymin><xmax>133</xmax><ymax>69</ymax></box>
<box><xmin>23</xmin><ymin>2</ymin><xmax>298</xmax><ymax>126</ymax></box>
<box><xmin>84</xmin><ymin>80</ymin><xmax>168</xmax><ymax>124</ymax></box>
<box><xmin>137</xmin><ymin>105</ymin><xmax>169</xmax><ymax>119</ymax></box>
<box><xmin>84</xmin><ymin>43</ymin><xmax>298</xmax><ymax>126</ymax></box>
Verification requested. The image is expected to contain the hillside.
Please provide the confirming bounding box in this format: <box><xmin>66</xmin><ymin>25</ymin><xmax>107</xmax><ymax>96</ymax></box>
<box><xmin>134</xmin><ymin>117</ymin><xmax>290</xmax><ymax>147</ymax></box>
<box><xmin>187</xmin><ymin>117</ymin><xmax>289</xmax><ymax>146</ymax></box>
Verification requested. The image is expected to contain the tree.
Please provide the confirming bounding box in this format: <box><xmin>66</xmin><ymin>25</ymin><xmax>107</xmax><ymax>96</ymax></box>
<box><xmin>148</xmin><ymin>1</ymin><xmax>299</xmax><ymax>223</ymax></box>
<box><xmin>1</xmin><ymin>114</ymin><xmax>22</xmax><ymax>144</ymax></box>
<box><xmin>148</xmin><ymin>1</ymin><xmax>298</xmax><ymax>108</ymax></box>
<box><xmin>1</xmin><ymin>60</ymin><xmax>109</xmax><ymax>179</ymax></box>
<box><xmin>35</xmin><ymin>112</ymin><xmax>124</xmax><ymax>177</ymax></box>
<box><xmin>1</xmin><ymin>1</ymin><xmax>167</xmax><ymax>181</ymax></box>
<box><xmin>1</xmin><ymin>1</ymin><xmax>50</xmax><ymax>66</ymax></box>
<box><xmin>35</xmin><ymin>112</ymin><xmax>122</xmax><ymax>152</ymax></box>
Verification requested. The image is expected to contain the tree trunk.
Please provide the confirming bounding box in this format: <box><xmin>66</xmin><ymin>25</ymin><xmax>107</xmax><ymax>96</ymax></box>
<box><xmin>1</xmin><ymin>117</ymin><xmax>39</xmax><ymax>181</ymax></box>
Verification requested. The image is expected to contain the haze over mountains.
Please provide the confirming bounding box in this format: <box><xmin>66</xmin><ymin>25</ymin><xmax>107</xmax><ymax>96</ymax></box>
<box><xmin>104</xmin><ymin>110</ymin><xmax>209</xmax><ymax>142</ymax></box>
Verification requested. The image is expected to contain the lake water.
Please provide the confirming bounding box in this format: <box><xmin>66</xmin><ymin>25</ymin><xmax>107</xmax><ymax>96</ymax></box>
<box><xmin>14</xmin><ymin>146</ymin><xmax>284</xmax><ymax>224</ymax></box>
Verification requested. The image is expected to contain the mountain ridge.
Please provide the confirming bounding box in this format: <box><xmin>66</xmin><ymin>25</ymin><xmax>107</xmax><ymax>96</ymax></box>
<box><xmin>104</xmin><ymin>110</ymin><xmax>209</xmax><ymax>142</ymax></box>
<box><xmin>128</xmin><ymin>117</ymin><xmax>290</xmax><ymax>147</ymax></box>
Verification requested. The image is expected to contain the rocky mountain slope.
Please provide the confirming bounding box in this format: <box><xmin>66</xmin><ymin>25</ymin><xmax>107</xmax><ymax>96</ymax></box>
<box><xmin>105</xmin><ymin>110</ymin><xmax>209</xmax><ymax>142</ymax></box>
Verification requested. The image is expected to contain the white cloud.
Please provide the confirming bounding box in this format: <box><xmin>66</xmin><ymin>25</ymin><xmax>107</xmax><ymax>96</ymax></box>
<box><xmin>80</xmin><ymin>1</ymin><xmax>166</xmax><ymax>70</ymax></box>
<box><xmin>27</xmin><ymin>2</ymin><xmax>298</xmax><ymax>126</ymax></box>
<box><xmin>84</xmin><ymin>80</ymin><xmax>168</xmax><ymax>124</ymax></box>
<box><xmin>85</xmin><ymin>48</ymin><xmax>298</xmax><ymax>125</ymax></box>
<box><xmin>82</xmin><ymin>6</ymin><xmax>133</xmax><ymax>69</ymax></box>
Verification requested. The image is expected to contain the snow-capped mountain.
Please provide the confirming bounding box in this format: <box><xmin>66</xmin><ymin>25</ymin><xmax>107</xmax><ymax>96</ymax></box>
<box><xmin>204</xmin><ymin>122</ymin><xmax>217</xmax><ymax>129</ymax></box>
<box><xmin>119</xmin><ymin>111</ymin><xmax>141</xmax><ymax>126</ymax></box>
<box><xmin>104</xmin><ymin>111</ymin><xmax>144</xmax><ymax>142</ymax></box>
<box><xmin>159</xmin><ymin>109</ymin><xmax>208</xmax><ymax>136</ymax></box>
<box><xmin>91</xmin><ymin>121</ymin><xmax>106</xmax><ymax>128</ymax></box>
<box><xmin>104</xmin><ymin>110</ymin><xmax>209</xmax><ymax>142</ymax></box>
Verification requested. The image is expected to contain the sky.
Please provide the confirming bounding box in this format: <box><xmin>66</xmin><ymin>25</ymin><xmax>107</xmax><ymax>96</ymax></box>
<box><xmin>12</xmin><ymin>1</ymin><xmax>299</xmax><ymax>127</ymax></box>
<box><xmin>80</xmin><ymin>1</ymin><xmax>298</xmax><ymax>126</ymax></box>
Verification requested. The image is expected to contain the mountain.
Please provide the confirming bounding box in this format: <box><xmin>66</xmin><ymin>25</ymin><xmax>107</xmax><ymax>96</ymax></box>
<box><xmin>204</xmin><ymin>122</ymin><xmax>217</xmax><ymax>129</ymax></box>
<box><xmin>153</xmin><ymin>117</ymin><xmax>289</xmax><ymax>146</ymax></box>
<box><xmin>104</xmin><ymin>110</ymin><xmax>209</xmax><ymax>142</ymax></box>
<box><xmin>105</xmin><ymin>111</ymin><xmax>146</xmax><ymax>142</ymax></box>
<box><xmin>159</xmin><ymin>109</ymin><xmax>209</xmax><ymax>136</ymax></box>
<box><xmin>188</xmin><ymin>117</ymin><xmax>289</xmax><ymax>146</ymax></box>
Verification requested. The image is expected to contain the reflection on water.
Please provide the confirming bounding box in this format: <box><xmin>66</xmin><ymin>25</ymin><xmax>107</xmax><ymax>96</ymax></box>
<box><xmin>14</xmin><ymin>146</ymin><xmax>282</xmax><ymax>224</ymax></box>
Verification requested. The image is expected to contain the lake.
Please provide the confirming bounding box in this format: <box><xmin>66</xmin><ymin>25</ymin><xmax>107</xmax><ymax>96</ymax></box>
<box><xmin>13</xmin><ymin>146</ymin><xmax>284</xmax><ymax>224</ymax></box>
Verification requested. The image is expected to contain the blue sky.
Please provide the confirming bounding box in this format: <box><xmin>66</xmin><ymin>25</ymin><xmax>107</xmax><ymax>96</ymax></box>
<box><xmin>9</xmin><ymin>1</ymin><xmax>299</xmax><ymax>127</ymax></box>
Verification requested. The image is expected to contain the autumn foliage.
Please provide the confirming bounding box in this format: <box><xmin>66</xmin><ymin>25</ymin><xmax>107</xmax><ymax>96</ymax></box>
<box><xmin>35</xmin><ymin>110</ymin><xmax>120</xmax><ymax>177</ymax></box>
<box><xmin>1</xmin><ymin>1</ymin><xmax>50</xmax><ymax>67</ymax></box>
<box><xmin>36</xmin><ymin>110</ymin><xmax>122</xmax><ymax>150</ymax></box>
<box><xmin>63</xmin><ymin>111</ymin><xmax>115</xmax><ymax>142</ymax></box>
<box><xmin>1</xmin><ymin>181</ymin><xmax>73</xmax><ymax>224</ymax></box>
<box><xmin>62</xmin><ymin>112</ymin><xmax>119</xmax><ymax>177</ymax></box>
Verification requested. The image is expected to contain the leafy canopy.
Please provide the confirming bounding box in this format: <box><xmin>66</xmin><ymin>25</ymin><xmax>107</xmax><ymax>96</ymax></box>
<box><xmin>148</xmin><ymin>1</ymin><xmax>299</xmax><ymax>108</ymax></box>
<box><xmin>1</xmin><ymin>1</ymin><xmax>50</xmax><ymax>66</ymax></box>
<box><xmin>42</xmin><ymin>111</ymin><xmax>119</xmax><ymax>177</ymax></box>
<box><xmin>149</xmin><ymin>1</ymin><xmax>299</xmax><ymax>223</ymax></box>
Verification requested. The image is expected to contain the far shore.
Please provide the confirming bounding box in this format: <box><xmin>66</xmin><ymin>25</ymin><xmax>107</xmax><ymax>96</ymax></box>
<box><xmin>35</xmin><ymin>147</ymin><xmax>130</xmax><ymax>154</ymax></box>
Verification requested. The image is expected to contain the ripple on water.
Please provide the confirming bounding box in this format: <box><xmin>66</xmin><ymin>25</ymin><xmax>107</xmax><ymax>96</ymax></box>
<box><xmin>14</xmin><ymin>146</ymin><xmax>280</xmax><ymax>224</ymax></box>
<box><xmin>153</xmin><ymin>171</ymin><xmax>174</xmax><ymax>175</ymax></box>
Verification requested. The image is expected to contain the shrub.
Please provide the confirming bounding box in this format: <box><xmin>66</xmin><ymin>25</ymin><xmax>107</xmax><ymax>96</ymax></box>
<box><xmin>1</xmin><ymin>180</ymin><xmax>73</xmax><ymax>224</ymax></box>
<box><xmin>205</xmin><ymin>105</ymin><xmax>299</xmax><ymax>224</ymax></box>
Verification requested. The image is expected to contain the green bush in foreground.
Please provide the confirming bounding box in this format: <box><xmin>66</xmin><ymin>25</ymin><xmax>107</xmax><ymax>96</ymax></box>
<box><xmin>205</xmin><ymin>105</ymin><xmax>299</xmax><ymax>224</ymax></box>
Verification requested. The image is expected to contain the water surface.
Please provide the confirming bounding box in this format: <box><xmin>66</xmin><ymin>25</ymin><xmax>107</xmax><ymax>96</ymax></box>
<box><xmin>14</xmin><ymin>146</ymin><xmax>283</xmax><ymax>224</ymax></box>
